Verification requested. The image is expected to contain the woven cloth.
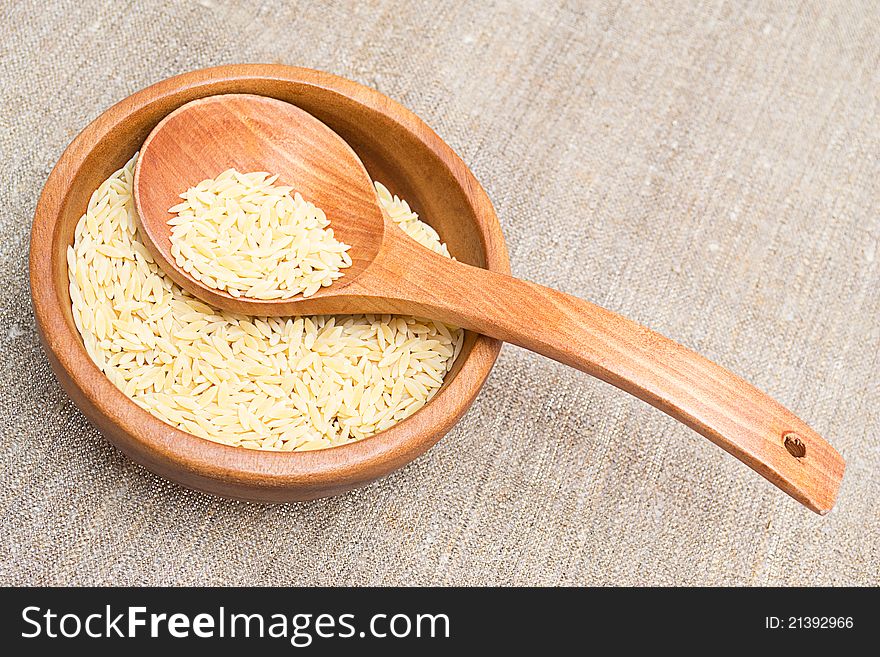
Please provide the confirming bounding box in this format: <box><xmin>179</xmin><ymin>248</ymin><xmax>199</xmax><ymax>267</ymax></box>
<box><xmin>1</xmin><ymin>0</ymin><xmax>877</xmax><ymax>586</ymax></box>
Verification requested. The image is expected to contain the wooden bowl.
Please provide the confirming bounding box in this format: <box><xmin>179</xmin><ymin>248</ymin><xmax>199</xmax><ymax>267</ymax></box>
<box><xmin>30</xmin><ymin>65</ymin><xmax>509</xmax><ymax>501</ymax></box>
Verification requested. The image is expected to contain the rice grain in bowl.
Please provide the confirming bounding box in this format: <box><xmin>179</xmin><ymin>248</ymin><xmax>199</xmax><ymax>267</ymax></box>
<box><xmin>30</xmin><ymin>64</ymin><xmax>510</xmax><ymax>501</ymax></box>
<box><xmin>70</xmin><ymin>155</ymin><xmax>464</xmax><ymax>452</ymax></box>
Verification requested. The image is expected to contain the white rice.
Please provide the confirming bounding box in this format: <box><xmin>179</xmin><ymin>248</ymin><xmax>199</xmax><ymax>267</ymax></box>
<box><xmin>68</xmin><ymin>154</ymin><xmax>462</xmax><ymax>451</ymax></box>
<box><xmin>168</xmin><ymin>169</ymin><xmax>351</xmax><ymax>300</ymax></box>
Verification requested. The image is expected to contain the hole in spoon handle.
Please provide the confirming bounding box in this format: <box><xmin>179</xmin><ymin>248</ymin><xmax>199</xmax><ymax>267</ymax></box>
<box><xmin>783</xmin><ymin>432</ymin><xmax>807</xmax><ymax>459</ymax></box>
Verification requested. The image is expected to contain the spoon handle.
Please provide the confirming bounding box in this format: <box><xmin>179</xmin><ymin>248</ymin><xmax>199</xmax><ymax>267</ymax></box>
<box><xmin>392</xmin><ymin>250</ymin><xmax>844</xmax><ymax>513</ymax></box>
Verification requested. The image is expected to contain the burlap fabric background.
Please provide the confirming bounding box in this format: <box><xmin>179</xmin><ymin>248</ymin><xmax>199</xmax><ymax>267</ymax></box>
<box><xmin>1</xmin><ymin>0</ymin><xmax>877</xmax><ymax>586</ymax></box>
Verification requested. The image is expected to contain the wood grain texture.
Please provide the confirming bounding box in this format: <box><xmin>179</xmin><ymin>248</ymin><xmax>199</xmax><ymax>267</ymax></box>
<box><xmin>134</xmin><ymin>93</ymin><xmax>845</xmax><ymax>513</ymax></box>
<box><xmin>29</xmin><ymin>65</ymin><xmax>509</xmax><ymax>502</ymax></box>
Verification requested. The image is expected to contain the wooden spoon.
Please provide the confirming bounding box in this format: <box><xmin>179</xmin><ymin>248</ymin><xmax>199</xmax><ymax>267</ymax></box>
<box><xmin>134</xmin><ymin>93</ymin><xmax>844</xmax><ymax>514</ymax></box>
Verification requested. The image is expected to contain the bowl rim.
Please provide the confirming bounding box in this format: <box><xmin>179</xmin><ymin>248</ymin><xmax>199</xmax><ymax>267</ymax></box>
<box><xmin>29</xmin><ymin>64</ymin><xmax>510</xmax><ymax>499</ymax></box>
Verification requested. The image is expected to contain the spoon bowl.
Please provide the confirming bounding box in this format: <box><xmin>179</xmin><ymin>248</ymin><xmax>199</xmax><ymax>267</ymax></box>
<box><xmin>135</xmin><ymin>94</ymin><xmax>386</xmax><ymax>314</ymax></box>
